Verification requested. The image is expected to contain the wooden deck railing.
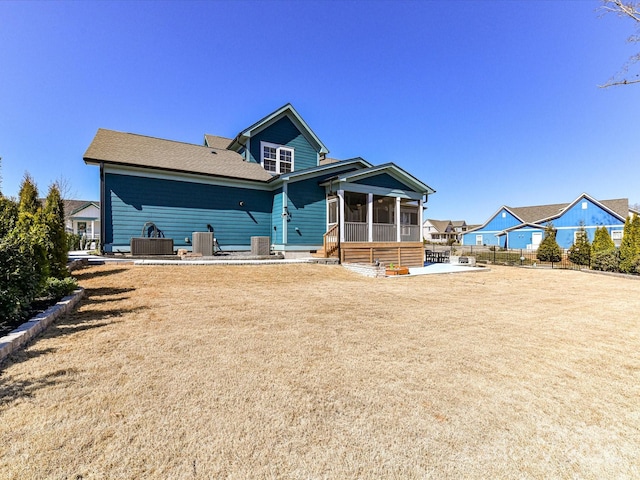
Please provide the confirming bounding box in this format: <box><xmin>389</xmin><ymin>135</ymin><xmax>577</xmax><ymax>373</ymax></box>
<box><xmin>323</xmin><ymin>223</ymin><xmax>339</xmax><ymax>257</ymax></box>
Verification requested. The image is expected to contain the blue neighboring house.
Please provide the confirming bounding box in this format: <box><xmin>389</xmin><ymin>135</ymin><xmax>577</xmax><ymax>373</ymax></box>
<box><xmin>462</xmin><ymin>193</ymin><xmax>634</xmax><ymax>250</ymax></box>
<box><xmin>84</xmin><ymin>104</ymin><xmax>435</xmax><ymax>266</ymax></box>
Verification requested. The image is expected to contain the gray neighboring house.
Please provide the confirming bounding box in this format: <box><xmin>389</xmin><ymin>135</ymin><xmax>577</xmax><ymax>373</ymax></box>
<box><xmin>64</xmin><ymin>200</ymin><xmax>100</xmax><ymax>241</ymax></box>
<box><xmin>423</xmin><ymin>219</ymin><xmax>471</xmax><ymax>244</ymax></box>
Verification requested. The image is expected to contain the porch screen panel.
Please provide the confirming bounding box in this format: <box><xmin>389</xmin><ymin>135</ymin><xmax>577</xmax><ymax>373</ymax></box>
<box><xmin>344</xmin><ymin>192</ymin><xmax>368</xmax><ymax>241</ymax></box>
<box><xmin>373</xmin><ymin>195</ymin><xmax>396</xmax><ymax>242</ymax></box>
<box><xmin>400</xmin><ymin>203</ymin><xmax>420</xmax><ymax>242</ymax></box>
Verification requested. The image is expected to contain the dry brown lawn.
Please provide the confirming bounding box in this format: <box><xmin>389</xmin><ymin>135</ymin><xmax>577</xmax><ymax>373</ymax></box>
<box><xmin>1</xmin><ymin>264</ymin><xmax>640</xmax><ymax>479</ymax></box>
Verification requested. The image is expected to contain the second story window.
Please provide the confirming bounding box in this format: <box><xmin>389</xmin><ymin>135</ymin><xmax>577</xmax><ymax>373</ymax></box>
<box><xmin>261</xmin><ymin>141</ymin><xmax>294</xmax><ymax>174</ymax></box>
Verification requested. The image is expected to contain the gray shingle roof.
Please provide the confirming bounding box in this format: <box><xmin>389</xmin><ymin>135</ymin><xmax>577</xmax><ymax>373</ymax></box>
<box><xmin>84</xmin><ymin>129</ymin><xmax>273</xmax><ymax>182</ymax></box>
<box><xmin>600</xmin><ymin>199</ymin><xmax>631</xmax><ymax>219</ymax></box>
<box><xmin>203</xmin><ymin>134</ymin><xmax>233</xmax><ymax>149</ymax></box>
<box><xmin>426</xmin><ymin>219</ymin><xmax>453</xmax><ymax>233</ymax></box>
<box><xmin>509</xmin><ymin>198</ymin><xmax>630</xmax><ymax>224</ymax></box>
<box><xmin>508</xmin><ymin>203</ymin><xmax>568</xmax><ymax>223</ymax></box>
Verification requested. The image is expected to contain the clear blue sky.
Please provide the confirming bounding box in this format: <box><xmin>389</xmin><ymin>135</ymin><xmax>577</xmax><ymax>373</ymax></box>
<box><xmin>1</xmin><ymin>0</ymin><xmax>638</xmax><ymax>224</ymax></box>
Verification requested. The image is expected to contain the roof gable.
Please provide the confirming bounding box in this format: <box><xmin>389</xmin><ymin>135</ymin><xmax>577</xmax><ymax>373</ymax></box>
<box><xmin>69</xmin><ymin>201</ymin><xmax>99</xmax><ymax>216</ymax></box>
<box><xmin>536</xmin><ymin>193</ymin><xmax>628</xmax><ymax>225</ymax></box>
<box><xmin>326</xmin><ymin>163</ymin><xmax>435</xmax><ymax>196</ymax></box>
<box><xmin>425</xmin><ymin>219</ymin><xmax>453</xmax><ymax>233</ymax></box>
<box><xmin>467</xmin><ymin>206</ymin><xmax>524</xmax><ymax>233</ymax></box>
<box><xmin>227</xmin><ymin>103</ymin><xmax>329</xmax><ymax>155</ymax></box>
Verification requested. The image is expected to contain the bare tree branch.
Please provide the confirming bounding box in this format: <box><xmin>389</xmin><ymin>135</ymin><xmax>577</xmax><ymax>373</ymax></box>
<box><xmin>600</xmin><ymin>0</ymin><xmax>640</xmax><ymax>87</ymax></box>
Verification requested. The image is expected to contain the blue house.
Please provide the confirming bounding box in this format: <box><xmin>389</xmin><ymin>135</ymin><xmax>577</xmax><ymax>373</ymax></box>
<box><xmin>84</xmin><ymin>104</ymin><xmax>435</xmax><ymax>266</ymax></box>
<box><xmin>462</xmin><ymin>193</ymin><xmax>633</xmax><ymax>250</ymax></box>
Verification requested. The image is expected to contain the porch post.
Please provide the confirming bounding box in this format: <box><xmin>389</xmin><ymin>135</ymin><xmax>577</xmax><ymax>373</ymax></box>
<box><xmin>418</xmin><ymin>198</ymin><xmax>424</xmax><ymax>242</ymax></box>
<box><xmin>367</xmin><ymin>193</ymin><xmax>373</xmax><ymax>242</ymax></box>
<box><xmin>338</xmin><ymin>189</ymin><xmax>345</xmax><ymax>243</ymax></box>
<box><xmin>396</xmin><ymin>197</ymin><xmax>401</xmax><ymax>242</ymax></box>
<box><xmin>91</xmin><ymin>220</ymin><xmax>95</xmax><ymax>239</ymax></box>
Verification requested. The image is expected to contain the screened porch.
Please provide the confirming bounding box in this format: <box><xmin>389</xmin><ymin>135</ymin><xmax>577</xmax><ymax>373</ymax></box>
<box><xmin>328</xmin><ymin>192</ymin><xmax>421</xmax><ymax>243</ymax></box>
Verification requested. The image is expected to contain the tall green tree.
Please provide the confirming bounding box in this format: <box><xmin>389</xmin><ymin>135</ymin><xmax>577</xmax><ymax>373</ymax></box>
<box><xmin>619</xmin><ymin>215</ymin><xmax>640</xmax><ymax>273</ymax></box>
<box><xmin>43</xmin><ymin>183</ymin><xmax>69</xmax><ymax>279</ymax></box>
<box><xmin>16</xmin><ymin>174</ymin><xmax>49</xmax><ymax>288</ymax></box>
<box><xmin>591</xmin><ymin>226</ymin><xmax>616</xmax><ymax>255</ymax></box>
<box><xmin>591</xmin><ymin>226</ymin><xmax>618</xmax><ymax>272</ymax></box>
<box><xmin>18</xmin><ymin>173</ymin><xmax>40</xmax><ymax>214</ymax></box>
<box><xmin>568</xmin><ymin>223</ymin><xmax>591</xmax><ymax>267</ymax></box>
<box><xmin>536</xmin><ymin>223</ymin><xmax>562</xmax><ymax>264</ymax></box>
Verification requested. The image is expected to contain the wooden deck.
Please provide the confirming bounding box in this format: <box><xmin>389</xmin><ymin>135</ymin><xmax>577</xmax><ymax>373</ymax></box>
<box><xmin>339</xmin><ymin>242</ymin><xmax>424</xmax><ymax>267</ymax></box>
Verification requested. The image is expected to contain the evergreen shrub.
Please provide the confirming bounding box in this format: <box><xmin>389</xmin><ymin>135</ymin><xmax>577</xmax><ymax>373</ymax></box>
<box><xmin>591</xmin><ymin>249</ymin><xmax>619</xmax><ymax>272</ymax></box>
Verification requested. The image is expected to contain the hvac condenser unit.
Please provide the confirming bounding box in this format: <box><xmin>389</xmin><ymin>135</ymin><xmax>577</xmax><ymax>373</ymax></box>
<box><xmin>192</xmin><ymin>232</ymin><xmax>214</xmax><ymax>256</ymax></box>
<box><xmin>251</xmin><ymin>236</ymin><xmax>270</xmax><ymax>256</ymax></box>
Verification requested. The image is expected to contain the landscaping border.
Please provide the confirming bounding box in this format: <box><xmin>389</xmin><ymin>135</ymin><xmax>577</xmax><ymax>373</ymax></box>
<box><xmin>0</xmin><ymin>288</ymin><xmax>85</xmax><ymax>364</ymax></box>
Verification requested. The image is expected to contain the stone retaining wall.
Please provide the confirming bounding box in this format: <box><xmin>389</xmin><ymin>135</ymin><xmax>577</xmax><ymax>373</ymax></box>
<box><xmin>0</xmin><ymin>288</ymin><xmax>85</xmax><ymax>364</ymax></box>
<box><xmin>342</xmin><ymin>263</ymin><xmax>387</xmax><ymax>278</ymax></box>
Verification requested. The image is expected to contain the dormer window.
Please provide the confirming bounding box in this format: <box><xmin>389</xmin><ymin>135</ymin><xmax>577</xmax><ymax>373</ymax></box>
<box><xmin>261</xmin><ymin>141</ymin><xmax>294</xmax><ymax>174</ymax></box>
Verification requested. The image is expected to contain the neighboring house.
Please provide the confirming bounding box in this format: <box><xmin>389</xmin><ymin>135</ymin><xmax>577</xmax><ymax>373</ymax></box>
<box><xmin>451</xmin><ymin>220</ymin><xmax>469</xmax><ymax>239</ymax></box>
<box><xmin>423</xmin><ymin>219</ymin><xmax>470</xmax><ymax>244</ymax></box>
<box><xmin>423</xmin><ymin>219</ymin><xmax>455</xmax><ymax>244</ymax></box>
<box><xmin>64</xmin><ymin>200</ymin><xmax>100</xmax><ymax>240</ymax></box>
<box><xmin>83</xmin><ymin>104</ymin><xmax>435</xmax><ymax>266</ymax></box>
<box><xmin>462</xmin><ymin>193</ymin><xmax>634</xmax><ymax>249</ymax></box>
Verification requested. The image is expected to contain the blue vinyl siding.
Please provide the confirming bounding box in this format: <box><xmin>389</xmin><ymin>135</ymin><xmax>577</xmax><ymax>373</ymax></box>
<box><xmin>462</xmin><ymin>208</ymin><xmax>520</xmax><ymax>246</ymax></box>
<box><xmin>104</xmin><ymin>173</ymin><xmax>272</xmax><ymax>250</ymax></box>
<box><xmin>250</xmin><ymin>116</ymin><xmax>318</xmax><ymax>171</ymax></box>
<box><xmin>506</xmin><ymin>227</ymin><xmax>544</xmax><ymax>249</ymax></box>
<box><xmin>353</xmin><ymin>173</ymin><xmax>411</xmax><ymax>190</ymax></box>
<box><xmin>286</xmin><ymin>177</ymin><xmax>327</xmax><ymax>246</ymax></box>
<box><xmin>549</xmin><ymin>199</ymin><xmax>623</xmax><ymax>249</ymax></box>
<box><xmin>483</xmin><ymin>209</ymin><xmax>522</xmax><ymax>231</ymax></box>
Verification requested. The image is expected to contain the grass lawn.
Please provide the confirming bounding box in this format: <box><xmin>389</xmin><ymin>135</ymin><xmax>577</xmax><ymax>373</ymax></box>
<box><xmin>1</xmin><ymin>264</ymin><xmax>640</xmax><ymax>479</ymax></box>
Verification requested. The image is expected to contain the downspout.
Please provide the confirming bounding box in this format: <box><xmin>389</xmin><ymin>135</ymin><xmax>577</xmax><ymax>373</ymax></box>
<box><xmin>99</xmin><ymin>163</ymin><xmax>106</xmax><ymax>255</ymax></box>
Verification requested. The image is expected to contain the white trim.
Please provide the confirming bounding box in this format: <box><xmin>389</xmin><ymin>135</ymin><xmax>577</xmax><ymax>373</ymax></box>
<box><xmin>330</xmin><ymin>182</ymin><xmax>424</xmax><ymax>200</ymax></box>
<box><xmin>418</xmin><ymin>199</ymin><xmax>424</xmax><ymax>242</ymax></box>
<box><xmin>338</xmin><ymin>189</ymin><xmax>345</xmax><ymax>243</ymax></box>
<box><xmin>367</xmin><ymin>193</ymin><xmax>373</xmax><ymax>242</ymax></box>
<box><xmin>552</xmin><ymin>224</ymin><xmax>623</xmax><ymax>231</ymax></box>
<box><xmin>102</xmin><ymin>165</ymin><xmax>271</xmax><ymax>191</ymax></box>
<box><xmin>396</xmin><ymin>197</ymin><xmax>401</xmax><ymax>242</ymax></box>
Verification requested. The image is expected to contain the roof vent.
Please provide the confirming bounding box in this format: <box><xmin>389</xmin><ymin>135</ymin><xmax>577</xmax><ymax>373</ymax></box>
<box><xmin>211</xmin><ymin>150</ymin><xmax>217</xmax><ymax>154</ymax></box>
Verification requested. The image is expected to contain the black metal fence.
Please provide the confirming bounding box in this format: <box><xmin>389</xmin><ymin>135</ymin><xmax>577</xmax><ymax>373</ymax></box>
<box><xmin>427</xmin><ymin>245</ymin><xmax>587</xmax><ymax>270</ymax></box>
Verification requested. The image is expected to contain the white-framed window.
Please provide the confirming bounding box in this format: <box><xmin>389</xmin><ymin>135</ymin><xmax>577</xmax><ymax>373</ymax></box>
<box><xmin>574</xmin><ymin>230</ymin><xmax>587</xmax><ymax>243</ymax></box>
<box><xmin>476</xmin><ymin>234</ymin><xmax>483</xmax><ymax>246</ymax></box>
<box><xmin>261</xmin><ymin>141</ymin><xmax>294</xmax><ymax>174</ymax></box>
<box><xmin>612</xmin><ymin>230</ymin><xmax>623</xmax><ymax>241</ymax></box>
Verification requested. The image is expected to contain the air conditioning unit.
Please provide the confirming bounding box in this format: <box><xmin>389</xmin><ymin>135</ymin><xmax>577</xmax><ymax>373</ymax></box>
<box><xmin>251</xmin><ymin>236</ymin><xmax>270</xmax><ymax>256</ymax></box>
<box><xmin>193</xmin><ymin>232</ymin><xmax>214</xmax><ymax>256</ymax></box>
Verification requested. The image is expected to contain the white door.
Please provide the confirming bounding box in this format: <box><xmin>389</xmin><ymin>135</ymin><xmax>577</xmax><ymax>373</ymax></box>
<box><xmin>531</xmin><ymin>232</ymin><xmax>542</xmax><ymax>249</ymax></box>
